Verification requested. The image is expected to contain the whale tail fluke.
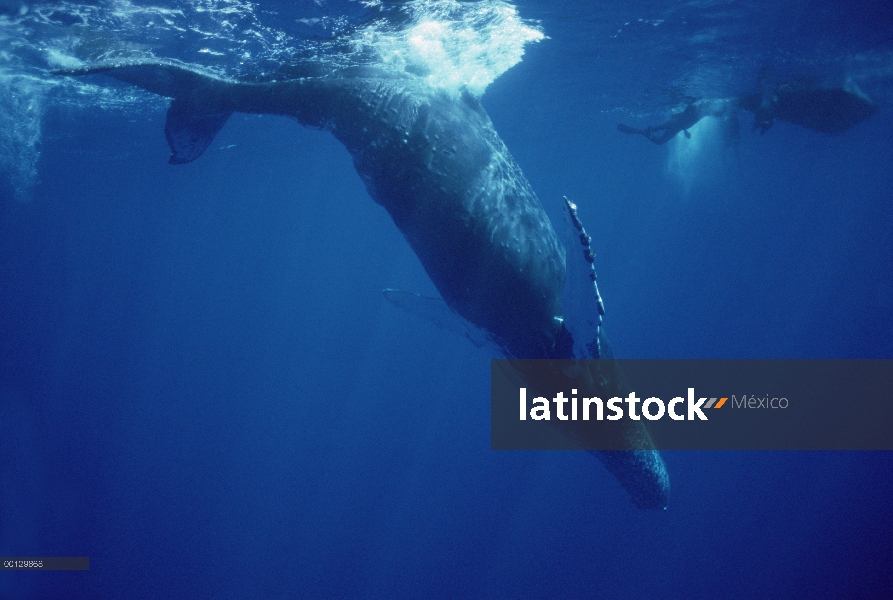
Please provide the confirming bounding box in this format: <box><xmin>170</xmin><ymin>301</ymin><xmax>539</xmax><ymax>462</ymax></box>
<box><xmin>164</xmin><ymin>99</ymin><xmax>232</xmax><ymax>164</ymax></box>
<box><xmin>54</xmin><ymin>60</ymin><xmax>239</xmax><ymax>164</ymax></box>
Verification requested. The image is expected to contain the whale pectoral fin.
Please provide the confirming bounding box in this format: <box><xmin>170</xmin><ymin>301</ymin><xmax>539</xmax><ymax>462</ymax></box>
<box><xmin>560</xmin><ymin>197</ymin><xmax>604</xmax><ymax>359</ymax></box>
<box><xmin>382</xmin><ymin>289</ymin><xmax>499</xmax><ymax>353</ymax></box>
<box><xmin>164</xmin><ymin>99</ymin><xmax>232</xmax><ymax>164</ymax></box>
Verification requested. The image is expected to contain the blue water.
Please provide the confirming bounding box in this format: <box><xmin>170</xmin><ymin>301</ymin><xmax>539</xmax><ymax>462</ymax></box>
<box><xmin>1</xmin><ymin>0</ymin><xmax>892</xmax><ymax>598</ymax></box>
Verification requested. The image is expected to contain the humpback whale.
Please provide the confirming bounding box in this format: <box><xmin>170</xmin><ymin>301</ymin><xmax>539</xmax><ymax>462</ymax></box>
<box><xmin>56</xmin><ymin>59</ymin><xmax>670</xmax><ymax>509</ymax></box>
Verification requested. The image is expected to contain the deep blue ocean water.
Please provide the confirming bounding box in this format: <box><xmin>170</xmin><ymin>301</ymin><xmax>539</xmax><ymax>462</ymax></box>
<box><xmin>1</xmin><ymin>0</ymin><xmax>892</xmax><ymax>598</ymax></box>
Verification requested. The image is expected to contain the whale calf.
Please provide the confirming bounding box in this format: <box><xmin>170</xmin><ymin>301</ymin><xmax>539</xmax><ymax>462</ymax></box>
<box><xmin>56</xmin><ymin>59</ymin><xmax>670</xmax><ymax>509</ymax></box>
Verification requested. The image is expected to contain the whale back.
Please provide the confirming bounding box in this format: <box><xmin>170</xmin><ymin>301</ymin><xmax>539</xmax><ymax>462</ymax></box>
<box><xmin>225</xmin><ymin>69</ymin><xmax>569</xmax><ymax>358</ymax></box>
<box><xmin>321</xmin><ymin>81</ymin><xmax>568</xmax><ymax>358</ymax></box>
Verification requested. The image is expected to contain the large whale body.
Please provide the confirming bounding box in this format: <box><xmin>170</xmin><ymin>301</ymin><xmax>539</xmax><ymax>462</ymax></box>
<box><xmin>57</xmin><ymin>59</ymin><xmax>670</xmax><ymax>509</ymax></box>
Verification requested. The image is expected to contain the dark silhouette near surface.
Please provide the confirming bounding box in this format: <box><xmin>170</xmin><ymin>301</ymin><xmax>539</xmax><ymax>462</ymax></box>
<box><xmin>619</xmin><ymin>83</ymin><xmax>876</xmax><ymax>144</ymax></box>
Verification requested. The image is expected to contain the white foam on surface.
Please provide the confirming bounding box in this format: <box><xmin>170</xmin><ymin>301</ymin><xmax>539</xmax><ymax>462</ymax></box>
<box><xmin>367</xmin><ymin>0</ymin><xmax>544</xmax><ymax>95</ymax></box>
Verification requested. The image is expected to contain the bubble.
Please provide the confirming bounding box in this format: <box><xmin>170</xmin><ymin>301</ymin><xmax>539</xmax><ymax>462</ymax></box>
<box><xmin>0</xmin><ymin>75</ymin><xmax>47</xmax><ymax>201</ymax></box>
<box><xmin>667</xmin><ymin>117</ymin><xmax>731</xmax><ymax>197</ymax></box>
